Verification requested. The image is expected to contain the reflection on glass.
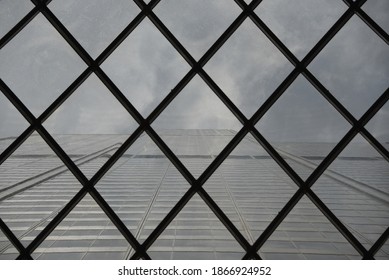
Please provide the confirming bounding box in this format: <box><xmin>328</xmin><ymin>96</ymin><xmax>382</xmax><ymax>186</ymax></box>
<box><xmin>49</xmin><ymin>0</ymin><xmax>140</xmax><ymax>58</ymax></box>
<box><xmin>309</xmin><ymin>16</ymin><xmax>389</xmax><ymax>118</ymax></box>
<box><xmin>0</xmin><ymin>14</ymin><xmax>86</xmax><ymax>117</ymax></box>
<box><xmin>32</xmin><ymin>194</ymin><xmax>130</xmax><ymax>260</ymax></box>
<box><xmin>43</xmin><ymin>74</ymin><xmax>137</xmax><ymax>179</ymax></box>
<box><xmin>154</xmin><ymin>0</ymin><xmax>240</xmax><ymax>59</ymax></box>
<box><xmin>0</xmin><ymin>133</ymin><xmax>81</xmax><ymax>249</ymax></box>
<box><xmin>0</xmin><ymin>0</ymin><xmax>33</xmax><ymax>39</ymax></box>
<box><xmin>205</xmin><ymin>19</ymin><xmax>293</xmax><ymax>117</ymax></box>
<box><xmin>102</xmin><ymin>18</ymin><xmax>189</xmax><ymax>117</ymax></box>
<box><xmin>256</xmin><ymin>75</ymin><xmax>351</xmax><ymax>180</ymax></box>
<box><xmin>152</xmin><ymin>75</ymin><xmax>242</xmax><ymax>177</ymax></box>
<box><xmin>312</xmin><ymin>134</ymin><xmax>389</xmax><ymax>255</ymax></box>
<box><xmin>205</xmin><ymin>134</ymin><xmax>297</xmax><ymax>243</ymax></box>
<box><xmin>0</xmin><ymin>92</ymin><xmax>29</xmax><ymax>155</ymax></box>
<box><xmin>148</xmin><ymin>194</ymin><xmax>244</xmax><ymax>260</ymax></box>
<box><xmin>256</xmin><ymin>0</ymin><xmax>345</xmax><ymax>59</ymax></box>
<box><xmin>261</xmin><ymin>196</ymin><xmax>360</xmax><ymax>260</ymax></box>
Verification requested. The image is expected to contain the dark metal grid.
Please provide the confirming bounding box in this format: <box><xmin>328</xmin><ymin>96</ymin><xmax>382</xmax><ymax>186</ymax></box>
<box><xmin>0</xmin><ymin>0</ymin><xmax>387</xmax><ymax>260</ymax></box>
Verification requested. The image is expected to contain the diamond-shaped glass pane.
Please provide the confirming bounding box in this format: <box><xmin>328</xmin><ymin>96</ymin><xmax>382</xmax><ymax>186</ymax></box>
<box><xmin>0</xmin><ymin>14</ymin><xmax>86</xmax><ymax>116</ymax></box>
<box><xmin>147</xmin><ymin>194</ymin><xmax>244</xmax><ymax>260</ymax></box>
<box><xmin>154</xmin><ymin>0</ymin><xmax>240</xmax><ymax>59</ymax></box>
<box><xmin>43</xmin><ymin>74</ymin><xmax>138</xmax><ymax>179</ymax></box>
<box><xmin>0</xmin><ymin>133</ymin><xmax>81</xmax><ymax>247</ymax></box>
<box><xmin>0</xmin><ymin>0</ymin><xmax>33</xmax><ymax>39</ymax></box>
<box><xmin>49</xmin><ymin>0</ymin><xmax>140</xmax><ymax>58</ymax></box>
<box><xmin>312</xmin><ymin>134</ymin><xmax>389</xmax><ymax>248</ymax></box>
<box><xmin>365</xmin><ymin>101</ymin><xmax>389</xmax><ymax>148</ymax></box>
<box><xmin>102</xmin><ymin>18</ymin><xmax>190</xmax><ymax>117</ymax></box>
<box><xmin>309</xmin><ymin>16</ymin><xmax>389</xmax><ymax>118</ymax></box>
<box><xmin>362</xmin><ymin>0</ymin><xmax>389</xmax><ymax>34</ymax></box>
<box><xmin>205</xmin><ymin>134</ymin><xmax>297</xmax><ymax>243</ymax></box>
<box><xmin>261</xmin><ymin>195</ymin><xmax>360</xmax><ymax>260</ymax></box>
<box><xmin>205</xmin><ymin>19</ymin><xmax>293</xmax><ymax>117</ymax></box>
<box><xmin>32</xmin><ymin>193</ymin><xmax>132</xmax><ymax>260</ymax></box>
<box><xmin>255</xmin><ymin>75</ymin><xmax>351</xmax><ymax>180</ymax></box>
<box><xmin>152</xmin><ymin>76</ymin><xmax>242</xmax><ymax>178</ymax></box>
<box><xmin>256</xmin><ymin>0</ymin><xmax>346</xmax><ymax>59</ymax></box>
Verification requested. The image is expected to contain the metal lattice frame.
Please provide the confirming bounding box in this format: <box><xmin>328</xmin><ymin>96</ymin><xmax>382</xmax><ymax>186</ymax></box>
<box><xmin>0</xmin><ymin>0</ymin><xmax>388</xmax><ymax>260</ymax></box>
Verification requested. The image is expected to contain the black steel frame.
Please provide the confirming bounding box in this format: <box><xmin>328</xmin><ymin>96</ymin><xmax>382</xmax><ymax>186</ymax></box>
<box><xmin>0</xmin><ymin>0</ymin><xmax>387</xmax><ymax>260</ymax></box>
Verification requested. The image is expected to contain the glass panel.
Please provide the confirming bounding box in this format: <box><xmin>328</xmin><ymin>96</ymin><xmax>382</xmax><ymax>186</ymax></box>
<box><xmin>32</xmin><ymin>194</ymin><xmax>131</xmax><ymax>260</ymax></box>
<box><xmin>147</xmin><ymin>194</ymin><xmax>244</xmax><ymax>260</ymax></box>
<box><xmin>0</xmin><ymin>0</ymin><xmax>34</xmax><ymax>39</ymax></box>
<box><xmin>365</xmin><ymin>101</ymin><xmax>389</xmax><ymax>149</ymax></box>
<box><xmin>43</xmin><ymin>74</ymin><xmax>138</xmax><ymax>179</ymax></box>
<box><xmin>0</xmin><ymin>91</ymin><xmax>29</xmax><ymax>155</ymax></box>
<box><xmin>204</xmin><ymin>134</ymin><xmax>297</xmax><ymax>244</ymax></box>
<box><xmin>312</xmin><ymin>134</ymin><xmax>389</xmax><ymax>249</ymax></box>
<box><xmin>255</xmin><ymin>75</ymin><xmax>351</xmax><ymax>180</ymax></box>
<box><xmin>152</xmin><ymin>75</ymin><xmax>242</xmax><ymax>178</ymax></box>
<box><xmin>374</xmin><ymin>240</ymin><xmax>389</xmax><ymax>260</ymax></box>
<box><xmin>49</xmin><ymin>0</ymin><xmax>140</xmax><ymax>58</ymax></box>
<box><xmin>362</xmin><ymin>0</ymin><xmax>389</xmax><ymax>34</ymax></box>
<box><xmin>0</xmin><ymin>14</ymin><xmax>86</xmax><ymax>117</ymax></box>
<box><xmin>205</xmin><ymin>19</ymin><xmax>293</xmax><ymax>117</ymax></box>
<box><xmin>102</xmin><ymin>18</ymin><xmax>189</xmax><ymax>117</ymax></box>
<box><xmin>0</xmin><ymin>133</ymin><xmax>81</xmax><ymax>250</ymax></box>
<box><xmin>260</xmin><ymin>196</ymin><xmax>360</xmax><ymax>260</ymax></box>
<box><xmin>154</xmin><ymin>0</ymin><xmax>240</xmax><ymax>59</ymax></box>
<box><xmin>95</xmin><ymin>132</ymin><xmax>190</xmax><ymax>254</ymax></box>
<box><xmin>309</xmin><ymin>16</ymin><xmax>389</xmax><ymax>118</ymax></box>
<box><xmin>256</xmin><ymin>0</ymin><xmax>345</xmax><ymax>59</ymax></box>
<box><xmin>0</xmin><ymin>229</ymin><xmax>18</xmax><ymax>260</ymax></box>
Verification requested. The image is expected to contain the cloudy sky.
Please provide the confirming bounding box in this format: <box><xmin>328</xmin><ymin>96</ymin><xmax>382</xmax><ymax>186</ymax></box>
<box><xmin>0</xmin><ymin>0</ymin><xmax>388</xmax><ymax>144</ymax></box>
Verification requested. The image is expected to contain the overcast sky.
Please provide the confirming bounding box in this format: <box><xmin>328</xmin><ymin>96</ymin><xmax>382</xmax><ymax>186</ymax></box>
<box><xmin>0</xmin><ymin>0</ymin><xmax>388</xmax><ymax>143</ymax></box>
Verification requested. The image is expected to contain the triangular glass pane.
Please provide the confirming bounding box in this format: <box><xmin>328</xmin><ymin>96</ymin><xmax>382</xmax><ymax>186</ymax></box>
<box><xmin>309</xmin><ymin>16</ymin><xmax>389</xmax><ymax>119</ymax></box>
<box><xmin>260</xmin><ymin>195</ymin><xmax>360</xmax><ymax>259</ymax></box>
<box><xmin>49</xmin><ymin>0</ymin><xmax>140</xmax><ymax>58</ymax></box>
<box><xmin>95</xmin><ymin>132</ymin><xmax>190</xmax><ymax>255</ymax></box>
<box><xmin>0</xmin><ymin>14</ymin><xmax>86</xmax><ymax>117</ymax></box>
<box><xmin>255</xmin><ymin>75</ymin><xmax>351</xmax><ymax>181</ymax></box>
<box><xmin>374</xmin><ymin>239</ymin><xmax>389</xmax><ymax>260</ymax></box>
<box><xmin>43</xmin><ymin>74</ymin><xmax>138</xmax><ymax>179</ymax></box>
<box><xmin>205</xmin><ymin>19</ymin><xmax>293</xmax><ymax>117</ymax></box>
<box><xmin>147</xmin><ymin>194</ymin><xmax>245</xmax><ymax>260</ymax></box>
<box><xmin>312</xmin><ymin>134</ymin><xmax>389</xmax><ymax>249</ymax></box>
<box><xmin>255</xmin><ymin>0</ymin><xmax>346</xmax><ymax>59</ymax></box>
<box><xmin>32</xmin><ymin>193</ymin><xmax>132</xmax><ymax>260</ymax></box>
<box><xmin>102</xmin><ymin>18</ymin><xmax>190</xmax><ymax>117</ymax></box>
<box><xmin>152</xmin><ymin>75</ymin><xmax>242</xmax><ymax>178</ymax></box>
<box><xmin>0</xmin><ymin>0</ymin><xmax>34</xmax><ymax>39</ymax></box>
<box><xmin>0</xmin><ymin>132</ymin><xmax>82</xmax><ymax>250</ymax></box>
<box><xmin>0</xmin><ymin>91</ymin><xmax>29</xmax><ymax>155</ymax></box>
<box><xmin>154</xmin><ymin>0</ymin><xmax>240</xmax><ymax>59</ymax></box>
<box><xmin>365</xmin><ymin>101</ymin><xmax>389</xmax><ymax>149</ymax></box>
<box><xmin>204</xmin><ymin>134</ymin><xmax>297</xmax><ymax>244</ymax></box>
<box><xmin>0</xmin><ymin>229</ymin><xmax>19</xmax><ymax>260</ymax></box>
<box><xmin>361</xmin><ymin>0</ymin><xmax>389</xmax><ymax>34</ymax></box>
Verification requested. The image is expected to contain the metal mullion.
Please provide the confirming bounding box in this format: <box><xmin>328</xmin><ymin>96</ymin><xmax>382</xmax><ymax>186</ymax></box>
<box><xmin>22</xmin><ymin>188</ymin><xmax>87</xmax><ymax>258</ymax></box>
<box><xmin>244</xmin><ymin>189</ymin><xmax>305</xmax><ymax>259</ymax></box>
<box><xmin>131</xmin><ymin>184</ymin><xmax>198</xmax><ymax>259</ymax></box>
<box><xmin>301</xmin><ymin>0</ymin><xmax>366</xmax><ymax>67</ymax></box>
<box><xmin>0</xmin><ymin>218</ymin><xmax>30</xmax><ymax>259</ymax></box>
<box><xmin>355</xmin><ymin>8</ymin><xmax>389</xmax><ymax>44</ymax></box>
<box><xmin>366</xmin><ymin>227</ymin><xmax>389</xmax><ymax>259</ymax></box>
<box><xmin>88</xmin><ymin>186</ymin><xmax>149</xmax><ymax>259</ymax></box>
<box><xmin>306</xmin><ymin>190</ymin><xmax>367</xmax><ymax>257</ymax></box>
<box><xmin>0</xmin><ymin>7</ymin><xmax>40</xmax><ymax>49</ymax></box>
<box><xmin>146</xmin><ymin>127</ymin><xmax>195</xmax><ymax>185</ymax></box>
<box><xmin>197</xmin><ymin>187</ymin><xmax>260</xmax><ymax>258</ymax></box>
<box><xmin>234</xmin><ymin>0</ymin><xmax>264</xmax><ymax>11</ymax></box>
<box><xmin>360</xmin><ymin>128</ymin><xmax>389</xmax><ymax>161</ymax></box>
